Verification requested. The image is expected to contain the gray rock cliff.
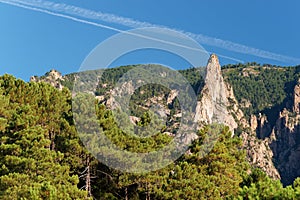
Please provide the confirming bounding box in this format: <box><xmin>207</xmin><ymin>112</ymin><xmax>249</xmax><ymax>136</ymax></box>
<box><xmin>194</xmin><ymin>54</ymin><xmax>240</xmax><ymax>133</ymax></box>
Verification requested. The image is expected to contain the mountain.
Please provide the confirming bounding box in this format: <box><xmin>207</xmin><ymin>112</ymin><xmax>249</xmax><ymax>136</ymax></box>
<box><xmin>31</xmin><ymin>55</ymin><xmax>300</xmax><ymax>186</ymax></box>
<box><xmin>223</xmin><ymin>63</ymin><xmax>300</xmax><ymax>185</ymax></box>
<box><xmin>193</xmin><ymin>55</ymin><xmax>282</xmax><ymax>181</ymax></box>
<box><xmin>3</xmin><ymin>55</ymin><xmax>300</xmax><ymax>198</ymax></box>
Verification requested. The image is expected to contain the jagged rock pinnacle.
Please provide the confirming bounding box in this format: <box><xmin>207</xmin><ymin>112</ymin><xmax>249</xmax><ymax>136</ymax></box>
<box><xmin>208</xmin><ymin>54</ymin><xmax>220</xmax><ymax>68</ymax></box>
<box><xmin>205</xmin><ymin>54</ymin><xmax>223</xmax><ymax>96</ymax></box>
<box><xmin>194</xmin><ymin>54</ymin><xmax>238</xmax><ymax>133</ymax></box>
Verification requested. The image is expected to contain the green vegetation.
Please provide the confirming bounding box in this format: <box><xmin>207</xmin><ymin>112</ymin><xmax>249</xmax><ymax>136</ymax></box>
<box><xmin>2</xmin><ymin>64</ymin><xmax>300</xmax><ymax>199</ymax></box>
<box><xmin>223</xmin><ymin>64</ymin><xmax>300</xmax><ymax>124</ymax></box>
<box><xmin>0</xmin><ymin>75</ymin><xmax>88</xmax><ymax>199</ymax></box>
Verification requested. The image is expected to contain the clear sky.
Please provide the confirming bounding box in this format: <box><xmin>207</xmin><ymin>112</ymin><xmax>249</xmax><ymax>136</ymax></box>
<box><xmin>0</xmin><ymin>0</ymin><xmax>299</xmax><ymax>81</ymax></box>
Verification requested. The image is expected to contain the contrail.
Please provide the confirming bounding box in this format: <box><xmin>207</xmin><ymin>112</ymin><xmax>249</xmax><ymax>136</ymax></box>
<box><xmin>1</xmin><ymin>0</ymin><xmax>300</xmax><ymax>64</ymax></box>
<box><xmin>0</xmin><ymin>0</ymin><xmax>244</xmax><ymax>63</ymax></box>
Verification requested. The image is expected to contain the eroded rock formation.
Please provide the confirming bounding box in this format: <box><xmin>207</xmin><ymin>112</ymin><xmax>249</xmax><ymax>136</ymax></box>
<box><xmin>193</xmin><ymin>54</ymin><xmax>281</xmax><ymax>180</ymax></box>
<box><xmin>194</xmin><ymin>54</ymin><xmax>241</xmax><ymax>133</ymax></box>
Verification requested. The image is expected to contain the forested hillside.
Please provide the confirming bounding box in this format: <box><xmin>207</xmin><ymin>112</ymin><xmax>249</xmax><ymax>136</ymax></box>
<box><xmin>223</xmin><ymin>63</ymin><xmax>300</xmax><ymax>125</ymax></box>
<box><xmin>2</xmin><ymin>68</ymin><xmax>300</xmax><ymax>199</ymax></box>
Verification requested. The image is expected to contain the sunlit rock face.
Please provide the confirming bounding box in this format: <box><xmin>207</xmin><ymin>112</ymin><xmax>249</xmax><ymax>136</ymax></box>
<box><xmin>194</xmin><ymin>54</ymin><xmax>238</xmax><ymax>133</ymax></box>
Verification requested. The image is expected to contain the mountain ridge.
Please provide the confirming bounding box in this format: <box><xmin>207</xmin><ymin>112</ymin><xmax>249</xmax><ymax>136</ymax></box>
<box><xmin>31</xmin><ymin>56</ymin><xmax>300</xmax><ymax>185</ymax></box>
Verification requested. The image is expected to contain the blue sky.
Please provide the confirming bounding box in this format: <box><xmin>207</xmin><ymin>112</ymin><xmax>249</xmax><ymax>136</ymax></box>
<box><xmin>0</xmin><ymin>0</ymin><xmax>299</xmax><ymax>80</ymax></box>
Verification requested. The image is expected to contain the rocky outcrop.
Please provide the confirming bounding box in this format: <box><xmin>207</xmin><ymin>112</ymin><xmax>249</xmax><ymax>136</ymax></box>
<box><xmin>30</xmin><ymin>69</ymin><xmax>64</xmax><ymax>90</ymax></box>
<box><xmin>293</xmin><ymin>78</ymin><xmax>300</xmax><ymax>113</ymax></box>
<box><xmin>194</xmin><ymin>54</ymin><xmax>241</xmax><ymax>133</ymax></box>
<box><xmin>240</xmin><ymin>131</ymin><xmax>281</xmax><ymax>179</ymax></box>
<box><xmin>193</xmin><ymin>54</ymin><xmax>284</xmax><ymax>180</ymax></box>
<box><xmin>192</xmin><ymin>54</ymin><xmax>281</xmax><ymax>179</ymax></box>
<box><xmin>269</xmin><ymin>107</ymin><xmax>300</xmax><ymax>185</ymax></box>
<box><xmin>167</xmin><ymin>90</ymin><xmax>178</xmax><ymax>105</ymax></box>
<box><xmin>250</xmin><ymin>115</ymin><xmax>258</xmax><ymax>131</ymax></box>
<box><xmin>241</xmin><ymin>78</ymin><xmax>300</xmax><ymax>185</ymax></box>
<box><xmin>240</xmin><ymin>121</ymin><xmax>281</xmax><ymax>180</ymax></box>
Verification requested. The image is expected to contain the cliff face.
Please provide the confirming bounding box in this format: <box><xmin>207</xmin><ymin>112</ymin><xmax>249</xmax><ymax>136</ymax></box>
<box><xmin>224</xmin><ymin>73</ymin><xmax>300</xmax><ymax>184</ymax></box>
<box><xmin>194</xmin><ymin>54</ymin><xmax>239</xmax><ymax>133</ymax></box>
<box><xmin>193</xmin><ymin>54</ymin><xmax>280</xmax><ymax>179</ymax></box>
<box><xmin>268</xmin><ymin>79</ymin><xmax>300</xmax><ymax>185</ymax></box>
<box><xmin>240</xmin><ymin>112</ymin><xmax>281</xmax><ymax>179</ymax></box>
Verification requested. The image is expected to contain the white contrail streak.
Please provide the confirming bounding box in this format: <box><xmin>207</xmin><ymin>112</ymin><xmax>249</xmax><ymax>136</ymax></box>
<box><xmin>1</xmin><ymin>0</ymin><xmax>300</xmax><ymax>64</ymax></box>
<box><xmin>0</xmin><ymin>0</ymin><xmax>246</xmax><ymax>63</ymax></box>
<box><xmin>0</xmin><ymin>0</ymin><xmax>244</xmax><ymax>63</ymax></box>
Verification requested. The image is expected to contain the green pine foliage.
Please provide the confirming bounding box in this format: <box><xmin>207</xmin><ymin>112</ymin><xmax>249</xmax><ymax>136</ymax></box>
<box><xmin>0</xmin><ymin>75</ymin><xmax>88</xmax><ymax>199</ymax></box>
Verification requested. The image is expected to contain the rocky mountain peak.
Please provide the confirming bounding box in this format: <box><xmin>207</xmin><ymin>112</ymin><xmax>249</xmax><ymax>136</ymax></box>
<box><xmin>207</xmin><ymin>54</ymin><xmax>220</xmax><ymax>70</ymax></box>
<box><xmin>194</xmin><ymin>54</ymin><xmax>239</xmax><ymax>133</ymax></box>
<box><xmin>204</xmin><ymin>54</ymin><xmax>222</xmax><ymax>85</ymax></box>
